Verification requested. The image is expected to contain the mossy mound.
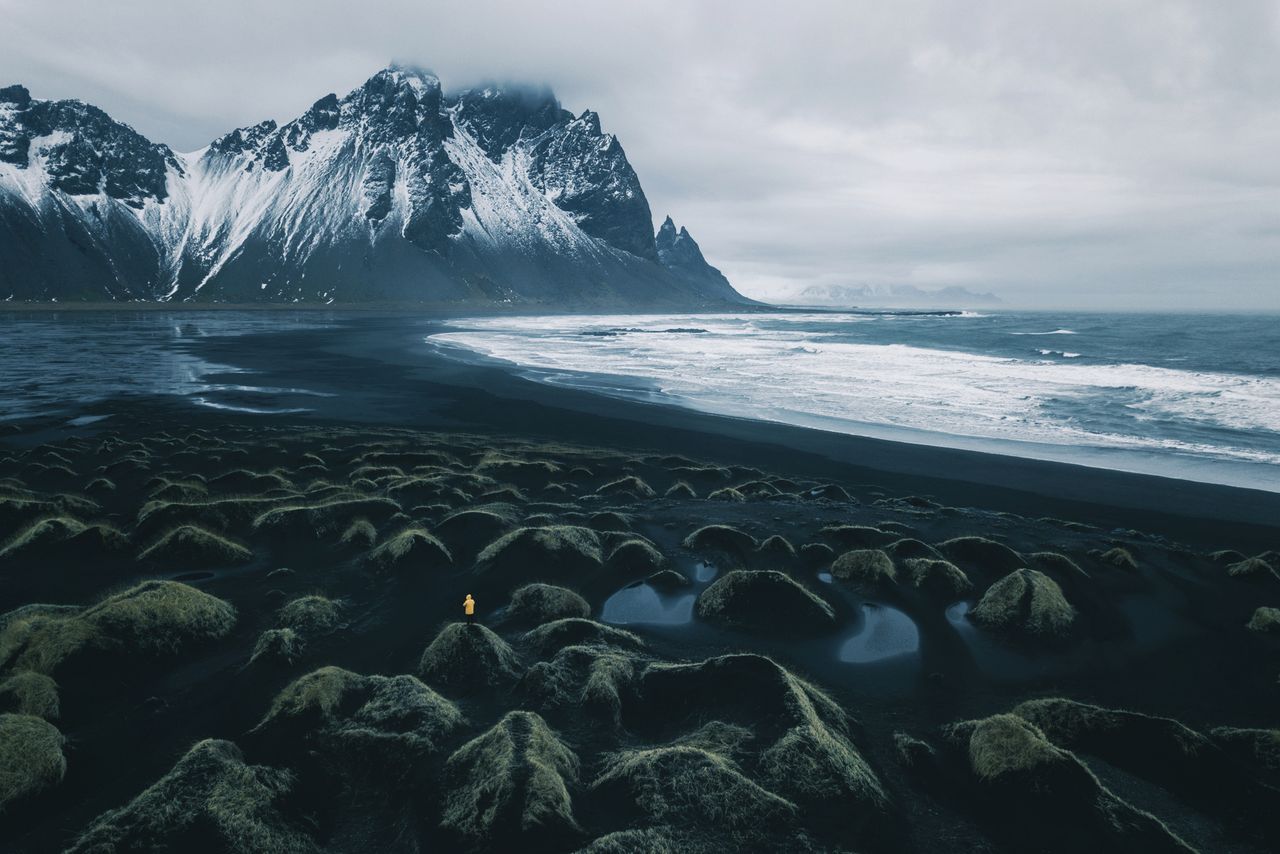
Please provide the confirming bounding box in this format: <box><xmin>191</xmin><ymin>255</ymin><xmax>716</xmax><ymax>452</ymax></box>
<box><xmin>588</xmin><ymin>511</ymin><xmax>632</xmax><ymax>532</ymax></box>
<box><xmin>696</xmin><ymin>571</ymin><xmax>835</xmax><ymax>634</ymax></box>
<box><xmin>591</xmin><ymin>745</ymin><xmax>795</xmax><ymax>835</ymax></box>
<box><xmin>606</xmin><ymin>538</ymin><xmax>665</xmax><ymax>574</ymax></box>
<box><xmin>830</xmin><ymin>549</ymin><xmax>896</xmax><ymax>586</ymax></box>
<box><xmin>85</xmin><ymin>580</ymin><xmax>237</xmax><ymax>657</ymax></box>
<box><xmin>66</xmin><ymin>739</ymin><xmax>317</xmax><ymax>853</ymax></box>
<box><xmin>645</xmin><ymin>569</ymin><xmax>691</xmax><ymax>591</ymax></box>
<box><xmin>807</xmin><ymin>483</ymin><xmax>854</xmax><ymax>502</ymax></box>
<box><xmin>520</xmin><ymin>645</ymin><xmax>644</xmax><ymax>726</ymax></box>
<box><xmin>364</xmin><ymin>527</ymin><xmax>453</xmax><ymax>574</ymax></box>
<box><xmin>1099</xmin><ymin>547</ymin><xmax>1138</xmax><ymax>570</ymax></box>
<box><xmin>681</xmin><ymin>525</ymin><xmax>757</xmax><ymax>561</ymax></box>
<box><xmin>1247</xmin><ymin>606</ymin><xmax>1280</xmax><ymax>634</ymax></box>
<box><xmin>970</xmin><ymin>569</ymin><xmax>1075</xmax><ymax>641</ymax></box>
<box><xmin>799</xmin><ymin>542</ymin><xmax>835</xmax><ymax>566</ymax></box>
<box><xmin>941</xmin><ymin>714</ymin><xmax>1193</xmax><ymax>854</ymax></box>
<box><xmin>2</xmin><ymin>581</ymin><xmax>236</xmax><ymax>675</ymax></box>
<box><xmin>900</xmin><ymin>558</ymin><xmax>973</xmax><ymax>598</ymax></box>
<box><xmin>663</xmin><ymin>481</ymin><xmax>697</xmax><ymax>499</ymax></box>
<box><xmin>208</xmin><ymin>469</ymin><xmax>294</xmax><ymax>493</ymax></box>
<box><xmin>0</xmin><ymin>516</ymin><xmax>126</xmax><ymax>561</ymax></box>
<box><xmin>507</xmin><ymin>583</ymin><xmax>591</xmax><ymax>626</ymax></box>
<box><xmin>439</xmin><ymin>710</ymin><xmax>581</xmax><ymax>851</ymax></box>
<box><xmin>338</xmin><ymin>518</ymin><xmax>377</xmax><ymax>548</ymax></box>
<box><xmin>138</xmin><ymin>524</ymin><xmax>252</xmax><ymax>567</ymax></box>
<box><xmin>633</xmin><ymin>654</ymin><xmax>890</xmax><ymax>836</ymax></box>
<box><xmin>278</xmin><ymin>596</ymin><xmax>344</xmax><ymax>635</ymax></box>
<box><xmin>84</xmin><ymin>476</ymin><xmax>117</xmax><ymax>495</ymax></box>
<box><xmin>939</xmin><ymin>536</ymin><xmax>1025</xmax><ymax>574</ymax></box>
<box><xmin>251</xmin><ymin>495</ymin><xmax>402</xmax><ymax>539</ymax></box>
<box><xmin>419</xmin><ymin>623</ymin><xmax>522</xmax><ymax>694</ymax></box>
<box><xmin>0</xmin><ymin>604</ymin><xmax>99</xmax><ymax>675</ymax></box>
<box><xmin>432</xmin><ymin>505</ymin><xmax>519</xmax><ymax>560</ymax></box>
<box><xmin>0</xmin><ymin>671</ymin><xmax>59</xmax><ymax>719</ymax></box>
<box><xmin>255</xmin><ymin>666</ymin><xmax>464</xmax><ymax>771</ymax></box>
<box><xmin>1029</xmin><ymin>551</ymin><xmax>1090</xmax><ymax>579</ymax></box>
<box><xmin>574</xmin><ymin>827</ymin><xmax>681</xmax><ymax>853</ymax></box>
<box><xmin>1210</xmin><ymin>727</ymin><xmax>1280</xmax><ymax>784</ymax></box>
<box><xmin>1209</xmin><ymin>548</ymin><xmax>1246</xmax><ymax>565</ymax></box>
<box><xmin>476</xmin><ymin>526</ymin><xmax>603</xmax><ymax>585</ymax></box>
<box><xmin>0</xmin><ymin>713</ymin><xmax>66</xmax><ymax>811</ymax></box>
<box><xmin>885</xmin><ymin>538</ymin><xmax>943</xmax><ymax>560</ymax></box>
<box><xmin>819</xmin><ymin>525</ymin><xmax>894</xmax><ymax>548</ymax></box>
<box><xmin>597</xmin><ymin>476</ymin><xmax>656</xmax><ymax>499</ymax></box>
<box><xmin>1012</xmin><ymin>698</ymin><xmax>1276</xmax><ymax>840</ymax></box>
<box><xmin>706</xmin><ymin>487</ymin><xmax>746</xmax><ymax>502</ymax></box>
<box><xmin>523</xmin><ymin>619</ymin><xmax>645</xmax><ymax>659</ymax></box>
<box><xmin>756</xmin><ymin>534</ymin><xmax>797</xmax><ymax>561</ymax></box>
<box><xmin>1228</xmin><ymin>557</ymin><xmax>1280</xmax><ymax>581</ymax></box>
<box><xmin>249</xmin><ymin>628</ymin><xmax>306</xmax><ymax>667</ymax></box>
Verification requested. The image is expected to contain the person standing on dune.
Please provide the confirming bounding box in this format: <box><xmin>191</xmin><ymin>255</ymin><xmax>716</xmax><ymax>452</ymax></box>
<box><xmin>463</xmin><ymin>594</ymin><xmax>476</xmax><ymax>626</ymax></box>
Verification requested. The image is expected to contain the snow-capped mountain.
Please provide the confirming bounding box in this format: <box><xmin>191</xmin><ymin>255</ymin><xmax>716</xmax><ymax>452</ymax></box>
<box><xmin>0</xmin><ymin>67</ymin><xmax>746</xmax><ymax>306</ymax></box>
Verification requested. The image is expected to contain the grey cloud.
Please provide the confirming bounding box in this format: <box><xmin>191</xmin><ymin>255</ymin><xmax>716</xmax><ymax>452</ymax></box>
<box><xmin>1</xmin><ymin>0</ymin><xmax>1276</xmax><ymax>309</ymax></box>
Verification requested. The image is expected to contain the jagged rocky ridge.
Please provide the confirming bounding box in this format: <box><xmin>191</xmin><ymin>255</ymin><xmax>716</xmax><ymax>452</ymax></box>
<box><xmin>0</xmin><ymin>69</ymin><xmax>746</xmax><ymax>306</ymax></box>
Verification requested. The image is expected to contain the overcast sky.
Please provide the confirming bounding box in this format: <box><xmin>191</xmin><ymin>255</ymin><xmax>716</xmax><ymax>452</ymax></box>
<box><xmin>2</xmin><ymin>0</ymin><xmax>1277</xmax><ymax>309</ymax></box>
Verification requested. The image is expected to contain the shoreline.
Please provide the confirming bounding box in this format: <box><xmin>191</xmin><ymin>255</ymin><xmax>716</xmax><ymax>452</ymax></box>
<box><xmin>6</xmin><ymin>312</ymin><xmax>1278</xmax><ymax>543</ymax></box>
<box><xmin>127</xmin><ymin>317</ymin><xmax>1280</xmax><ymax>540</ymax></box>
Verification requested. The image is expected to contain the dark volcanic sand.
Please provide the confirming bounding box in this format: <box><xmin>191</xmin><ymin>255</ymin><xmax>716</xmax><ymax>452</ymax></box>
<box><xmin>0</xmin><ymin>314</ymin><xmax>1278</xmax><ymax>853</ymax></box>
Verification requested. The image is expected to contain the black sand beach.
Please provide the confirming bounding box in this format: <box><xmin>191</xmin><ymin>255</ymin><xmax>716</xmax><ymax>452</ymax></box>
<box><xmin>2</xmin><ymin>313</ymin><xmax>1279</xmax><ymax>853</ymax></box>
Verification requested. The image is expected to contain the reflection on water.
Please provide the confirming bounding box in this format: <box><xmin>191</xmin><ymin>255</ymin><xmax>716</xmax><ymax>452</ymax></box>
<box><xmin>0</xmin><ymin>311</ymin><xmax>333</xmax><ymax>420</ymax></box>
<box><xmin>946</xmin><ymin>599</ymin><xmax>1053</xmax><ymax>677</ymax></box>
<box><xmin>693</xmin><ymin>561</ymin><xmax>718</xmax><ymax>582</ymax></box>
<box><xmin>600</xmin><ymin>583</ymin><xmax>695</xmax><ymax>625</ymax></box>
<box><xmin>838</xmin><ymin>603</ymin><xmax>920</xmax><ymax>663</ymax></box>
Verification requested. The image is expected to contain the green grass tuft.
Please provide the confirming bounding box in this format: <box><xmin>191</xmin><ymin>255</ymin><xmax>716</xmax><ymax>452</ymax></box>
<box><xmin>138</xmin><ymin>524</ymin><xmax>252</xmax><ymax>567</ymax></box>
<box><xmin>277</xmin><ymin>596</ymin><xmax>344</xmax><ymax>635</ymax></box>
<box><xmin>0</xmin><ymin>713</ymin><xmax>66</xmax><ymax>812</ymax></box>
<box><xmin>830</xmin><ymin>549</ymin><xmax>896</xmax><ymax>585</ymax></box>
<box><xmin>439</xmin><ymin>710</ymin><xmax>580</xmax><ymax>847</ymax></box>
<box><xmin>0</xmin><ymin>672</ymin><xmax>59</xmax><ymax>719</ymax></box>
<box><xmin>508</xmin><ymin>583</ymin><xmax>590</xmax><ymax>625</ymax></box>
<box><xmin>1246</xmin><ymin>606</ymin><xmax>1280</xmax><ymax>635</ymax></box>
<box><xmin>970</xmin><ymin>569</ymin><xmax>1075</xmax><ymax>640</ymax></box>
<box><xmin>66</xmin><ymin>739</ymin><xmax>316</xmax><ymax>853</ymax></box>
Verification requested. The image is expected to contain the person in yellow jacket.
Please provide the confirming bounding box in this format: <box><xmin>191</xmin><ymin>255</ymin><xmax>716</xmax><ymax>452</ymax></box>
<box><xmin>463</xmin><ymin>594</ymin><xmax>476</xmax><ymax>626</ymax></box>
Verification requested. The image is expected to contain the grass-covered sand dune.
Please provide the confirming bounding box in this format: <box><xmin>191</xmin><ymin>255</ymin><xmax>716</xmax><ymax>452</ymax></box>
<box><xmin>0</xmin><ymin>420</ymin><xmax>1278</xmax><ymax>852</ymax></box>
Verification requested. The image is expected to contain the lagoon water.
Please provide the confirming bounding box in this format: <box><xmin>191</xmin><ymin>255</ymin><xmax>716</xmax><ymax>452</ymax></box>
<box><xmin>430</xmin><ymin>310</ymin><xmax>1280</xmax><ymax>491</ymax></box>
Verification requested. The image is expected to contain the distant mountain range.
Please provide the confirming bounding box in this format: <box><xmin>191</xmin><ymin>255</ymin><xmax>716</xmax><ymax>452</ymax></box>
<box><xmin>778</xmin><ymin>283</ymin><xmax>1001</xmax><ymax>308</ymax></box>
<box><xmin>0</xmin><ymin>66</ymin><xmax>745</xmax><ymax>307</ymax></box>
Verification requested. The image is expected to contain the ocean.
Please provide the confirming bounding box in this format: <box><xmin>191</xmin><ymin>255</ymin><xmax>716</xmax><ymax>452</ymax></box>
<box><xmin>427</xmin><ymin>310</ymin><xmax>1280</xmax><ymax>492</ymax></box>
<box><xmin>1</xmin><ymin>309</ymin><xmax>1277</xmax><ymax>493</ymax></box>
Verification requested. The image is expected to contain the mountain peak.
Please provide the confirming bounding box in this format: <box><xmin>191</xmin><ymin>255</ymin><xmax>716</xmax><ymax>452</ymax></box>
<box><xmin>0</xmin><ymin>84</ymin><xmax>31</xmax><ymax>107</ymax></box>
<box><xmin>656</xmin><ymin>215</ymin><xmax>679</xmax><ymax>247</ymax></box>
<box><xmin>376</xmin><ymin>63</ymin><xmax>441</xmax><ymax>92</ymax></box>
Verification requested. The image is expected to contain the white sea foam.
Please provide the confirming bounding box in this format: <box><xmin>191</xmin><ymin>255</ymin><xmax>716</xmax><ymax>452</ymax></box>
<box><xmin>429</xmin><ymin>313</ymin><xmax>1280</xmax><ymax>485</ymax></box>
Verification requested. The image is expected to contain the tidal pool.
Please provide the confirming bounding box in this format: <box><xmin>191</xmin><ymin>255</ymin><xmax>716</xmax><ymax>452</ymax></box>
<box><xmin>601</xmin><ymin>583</ymin><xmax>696</xmax><ymax>625</ymax></box>
<box><xmin>838</xmin><ymin>603</ymin><xmax>920</xmax><ymax>663</ymax></box>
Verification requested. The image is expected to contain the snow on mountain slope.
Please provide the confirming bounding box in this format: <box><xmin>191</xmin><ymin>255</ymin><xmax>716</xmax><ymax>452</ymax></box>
<box><xmin>0</xmin><ymin>68</ymin><xmax>747</xmax><ymax>306</ymax></box>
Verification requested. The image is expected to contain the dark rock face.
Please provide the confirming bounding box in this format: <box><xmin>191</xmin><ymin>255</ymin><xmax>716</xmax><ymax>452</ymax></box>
<box><xmin>526</xmin><ymin>110</ymin><xmax>658</xmax><ymax>261</ymax></box>
<box><xmin>0</xmin><ymin>66</ymin><xmax>749</xmax><ymax>306</ymax></box>
<box><xmin>0</xmin><ymin>93</ymin><xmax>179</xmax><ymax>206</ymax></box>
<box><xmin>453</xmin><ymin>85</ymin><xmax>567</xmax><ymax>160</ymax></box>
<box><xmin>655</xmin><ymin>215</ymin><xmax>738</xmax><ymax>300</ymax></box>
